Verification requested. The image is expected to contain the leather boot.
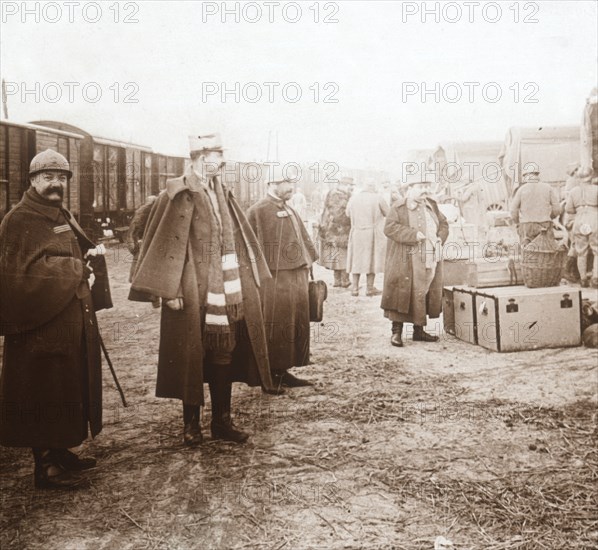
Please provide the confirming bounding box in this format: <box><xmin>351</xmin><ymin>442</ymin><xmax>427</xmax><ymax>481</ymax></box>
<box><xmin>183</xmin><ymin>404</ymin><xmax>203</xmax><ymax>447</ymax></box>
<box><xmin>340</xmin><ymin>271</ymin><xmax>351</xmax><ymax>288</ymax></box>
<box><xmin>33</xmin><ymin>448</ymin><xmax>89</xmax><ymax>490</ymax></box>
<box><xmin>366</xmin><ymin>273</ymin><xmax>382</xmax><ymax>296</ymax></box>
<box><xmin>413</xmin><ymin>325</ymin><xmax>439</xmax><ymax>342</ymax></box>
<box><xmin>333</xmin><ymin>270</ymin><xmax>342</xmax><ymax>287</ymax></box>
<box><xmin>563</xmin><ymin>255</ymin><xmax>580</xmax><ymax>283</ymax></box>
<box><xmin>351</xmin><ymin>274</ymin><xmax>360</xmax><ymax>296</ymax></box>
<box><xmin>390</xmin><ymin>322</ymin><xmax>403</xmax><ymax>347</ymax></box>
<box><xmin>273</xmin><ymin>370</ymin><xmax>313</xmax><ymax>387</ymax></box>
<box><xmin>209</xmin><ymin>371</ymin><xmax>249</xmax><ymax>443</ymax></box>
<box><xmin>53</xmin><ymin>449</ymin><xmax>97</xmax><ymax>471</ymax></box>
<box><xmin>577</xmin><ymin>256</ymin><xmax>589</xmax><ymax>287</ymax></box>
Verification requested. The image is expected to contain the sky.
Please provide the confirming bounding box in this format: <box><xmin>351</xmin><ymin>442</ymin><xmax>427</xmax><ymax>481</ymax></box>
<box><xmin>1</xmin><ymin>0</ymin><xmax>597</xmax><ymax>174</ymax></box>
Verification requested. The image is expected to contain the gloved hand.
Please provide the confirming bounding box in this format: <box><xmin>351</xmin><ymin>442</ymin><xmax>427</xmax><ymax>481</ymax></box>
<box><xmin>85</xmin><ymin>244</ymin><xmax>106</xmax><ymax>258</ymax></box>
<box><xmin>165</xmin><ymin>298</ymin><xmax>184</xmax><ymax>310</ymax></box>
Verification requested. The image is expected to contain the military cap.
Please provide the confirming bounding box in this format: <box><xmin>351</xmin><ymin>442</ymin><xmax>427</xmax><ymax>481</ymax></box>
<box><xmin>29</xmin><ymin>149</ymin><xmax>73</xmax><ymax>178</ymax></box>
<box><xmin>188</xmin><ymin>133</ymin><xmax>224</xmax><ymax>154</ymax></box>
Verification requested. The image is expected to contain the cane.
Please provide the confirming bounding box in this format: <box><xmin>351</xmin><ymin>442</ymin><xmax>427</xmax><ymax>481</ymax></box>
<box><xmin>99</xmin><ymin>333</ymin><xmax>128</xmax><ymax>408</ymax></box>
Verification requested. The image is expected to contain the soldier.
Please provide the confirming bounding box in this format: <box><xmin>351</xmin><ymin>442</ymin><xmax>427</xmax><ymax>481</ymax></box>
<box><xmin>289</xmin><ymin>186</ymin><xmax>308</xmax><ymax>224</ymax></box>
<box><xmin>563</xmin><ymin>166</ymin><xmax>592</xmax><ymax>283</ymax></box>
<box><xmin>345</xmin><ymin>180</ymin><xmax>389</xmax><ymax>296</ymax></box>
<box><xmin>247</xmin><ymin>165</ymin><xmax>318</xmax><ymax>388</ymax></box>
<box><xmin>0</xmin><ymin>150</ymin><xmax>110</xmax><ymax>489</ymax></box>
<box><xmin>510</xmin><ymin>166</ymin><xmax>562</xmax><ymax>246</ymax></box>
<box><xmin>566</xmin><ymin>169</ymin><xmax>598</xmax><ymax>288</ymax></box>
<box><xmin>130</xmin><ymin>133</ymin><xmax>280</xmax><ymax>447</ymax></box>
<box><xmin>126</xmin><ymin>194</ymin><xmax>157</xmax><ymax>283</ymax></box>
<box><xmin>318</xmin><ymin>177</ymin><xmax>353</xmax><ymax>288</ymax></box>
<box><xmin>381</xmin><ymin>174</ymin><xmax>449</xmax><ymax>347</ymax></box>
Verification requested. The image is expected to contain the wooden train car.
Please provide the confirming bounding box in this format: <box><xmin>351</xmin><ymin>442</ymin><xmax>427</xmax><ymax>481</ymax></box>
<box><xmin>32</xmin><ymin>121</ymin><xmax>187</xmax><ymax>233</ymax></box>
<box><xmin>1</xmin><ymin>120</ymin><xmax>298</xmax><ymax>239</ymax></box>
<box><xmin>224</xmin><ymin>160</ymin><xmax>268</xmax><ymax>210</ymax></box>
<box><xmin>0</xmin><ymin>119</ymin><xmax>83</xmax><ymax>219</ymax></box>
<box><xmin>1</xmin><ymin>119</ymin><xmax>188</xmax><ymax>238</ymax></box>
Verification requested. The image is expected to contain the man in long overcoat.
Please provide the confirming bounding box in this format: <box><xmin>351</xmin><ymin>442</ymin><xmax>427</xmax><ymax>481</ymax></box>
<box><xmin>345</xmin><ymin>180</ymin><xmax>389</xmax><ymax>296</ymax></box>
<box><xmin>317</xmin><ymin>177</ymin><xmax>353</xmax><ymax>288</ymax></box>
<box><xmin>247</xmin><ymin>165</ymin><xmax>318</xmax><ymax>388</ymax></box>
<box><xmin>0</xmin><ymin>149</ymin><xmax>110</xmax><ymax>489</ymax></box>
<box><xmin>381</xmin><ymin>176</ymin><xmax>449</xmax><ymax>347</ymax></box>
<box><xmin>130</xmin><ymin>133</ymin><xmax>279</xmax><ymax>447</ymax></box>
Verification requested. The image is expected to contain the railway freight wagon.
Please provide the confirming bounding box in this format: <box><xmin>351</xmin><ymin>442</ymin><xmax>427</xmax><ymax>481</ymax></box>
<box><xmin>1</xmin><ymin>119</ymin><xmax>266</xmax><ymax>238</ymax></box>
<box><xmin>32</xmin><ymin>120</ymin><xmax>177</xmax><ymax>234</ymax></box>
<box><xmin>0</xmin><ymin>119</ymin><xmax>83</xmax><ymax>220</ymax></box>
<box><xmin>223</xmin><ymin>160</ymin><xmax>268</xmax><ymax>210</ymax></box>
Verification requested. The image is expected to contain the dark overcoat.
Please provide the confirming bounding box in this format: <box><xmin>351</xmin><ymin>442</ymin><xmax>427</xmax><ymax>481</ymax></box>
<box><xmin>129</xmin><ymin>174</ymin><xmax>276</xmax><ymax>403</ymax></box>
<box><xmin>247</xmin><ymin>195</ymin><xmax>318</xmax><ymax>372</ymax></box>
<box><xmin>380</xmin><ymin>197</ymin><xmax>449</xmax><ymax>323</ymax></box>
<box><xmin>0</xmin><ymin>189</ymin><xmax>106</xmax><ymax>448</ymax></box>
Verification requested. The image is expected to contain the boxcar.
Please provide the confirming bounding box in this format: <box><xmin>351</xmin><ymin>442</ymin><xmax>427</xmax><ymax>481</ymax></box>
<box><xmin>1</xmin><ymin>119</ymin><xmax>272</xmax><ymax>238</ymax></box>
<box><xmin>224</xmin><ymin>160</ymin><xmax>267</xmax><ymax>210</ymax></box>
<box><xmin>151</xmin><ymin>153</ymin><xmax>187</xmax><ymax>195</ymax></box>
<box><xmin>32</xmin><ymin>121</ymin><xmax>158</xmax><ymax>232</ymax></box>
<box><xmin>0</xmin><ymin>119</ymin><xmax>83</xmax><ymax>220</ymax></box>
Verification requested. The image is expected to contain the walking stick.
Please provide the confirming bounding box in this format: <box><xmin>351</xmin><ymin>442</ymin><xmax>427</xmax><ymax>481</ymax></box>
<box><xmin>269</xmin><ymin>215</ymin><xmax>285</xmax><ymax>342</ymax></box>
<box><xmin>99</xmin><ymin>333</ymin><xmax>128</xmax><ymax>407</ymax></box>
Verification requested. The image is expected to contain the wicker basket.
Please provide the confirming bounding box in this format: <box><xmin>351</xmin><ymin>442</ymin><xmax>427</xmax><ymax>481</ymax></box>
<box><xmin>521</xmin><ymin>229</ymin><xmax>566</xmax><ymax>288</ymax></box>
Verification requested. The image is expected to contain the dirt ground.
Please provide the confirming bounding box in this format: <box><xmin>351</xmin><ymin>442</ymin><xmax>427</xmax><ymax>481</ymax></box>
<box><xmin>1</xmin><ymin>243</ymin><xmax>597</xmax><ymax>550</ymax></box>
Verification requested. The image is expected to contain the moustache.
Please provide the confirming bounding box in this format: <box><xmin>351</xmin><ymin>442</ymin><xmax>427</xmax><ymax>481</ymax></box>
<box><xmin>45</xmin><ymin>186</ymin><xmax>64</xmax><ymax>198</ymax></box>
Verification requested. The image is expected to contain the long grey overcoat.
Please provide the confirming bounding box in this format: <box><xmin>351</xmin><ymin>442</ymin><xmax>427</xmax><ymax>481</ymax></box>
<box><xmin>345</xmin><ymin>190</ymin><xmax>388</xmax><ymax>274</ymax></box>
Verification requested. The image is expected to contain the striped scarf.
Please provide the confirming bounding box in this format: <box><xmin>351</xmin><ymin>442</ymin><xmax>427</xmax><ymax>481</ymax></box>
<box><xmin>203</xmin><ymin>175</ymin><xmax>244</xmax><ymax>351</ymax></box>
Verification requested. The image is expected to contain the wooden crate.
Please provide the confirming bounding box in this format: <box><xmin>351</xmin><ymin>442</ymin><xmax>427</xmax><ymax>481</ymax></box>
<box><xmin>443</xmin><ymin>258</ymin><xmax>522</xmax><ymax>288</ymax></box>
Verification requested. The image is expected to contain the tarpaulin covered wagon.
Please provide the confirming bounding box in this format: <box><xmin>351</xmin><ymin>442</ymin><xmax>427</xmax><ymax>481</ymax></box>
<box><xmin>498</xmin><ymin>126</ymin><xmax>581</xmax><ymax>201</ymax></box>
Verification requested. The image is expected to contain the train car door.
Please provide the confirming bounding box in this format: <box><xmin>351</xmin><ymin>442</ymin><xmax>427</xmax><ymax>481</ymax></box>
<box><xmin>92</xmin><ymin>144</ymin><xmax>107</xmax><ymax>220</ymax></box>
<box><xmin>141</xmin><ymin>151</ymin><xmax>152</xmax><ymax>201</ymax></box>
<box><xmin>22</xmin><ymin>128</ymin><xmax>36</xmax><ymax>197</ymax></box>
<box><xmin>150</xmin><ymin>153</ymin><xmax>160</xmax><ymax>195</ymax></box>
<box><xmin>0</xmin><ymin>124</ymin><xmax>8</xmax><ymax>217</ymax></box>
<box><xmin>117</xmin><ymin>147</ymin><xmax>127</xmax><ymax>222</ymax></box>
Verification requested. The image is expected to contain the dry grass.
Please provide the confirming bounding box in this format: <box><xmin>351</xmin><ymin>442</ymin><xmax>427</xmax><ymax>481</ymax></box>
<box><xmin>1</xmin><ymin>242</ymin><xmax>597</xmax><ymax>549</ymax></box>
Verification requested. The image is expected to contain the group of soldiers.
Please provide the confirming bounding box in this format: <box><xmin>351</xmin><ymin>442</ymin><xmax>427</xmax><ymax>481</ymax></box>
<box><xmin>11</xmin><ymin>132</ymin><xmax>593</xmax><ymax>491</ymax></box>
<box><xmin>317</xmin><ymin>173</ymin><xmax>449</xmax><ymax>346</ymax></box>
<box><xmin>509</xmin><ymin>164</ymin><xmax>598</xmax><ymax>288</ymax></box>
<box><xmin>0</xmin><ymin>133</ymin><xmax>451</xmax><ymax>490</ymax></box>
